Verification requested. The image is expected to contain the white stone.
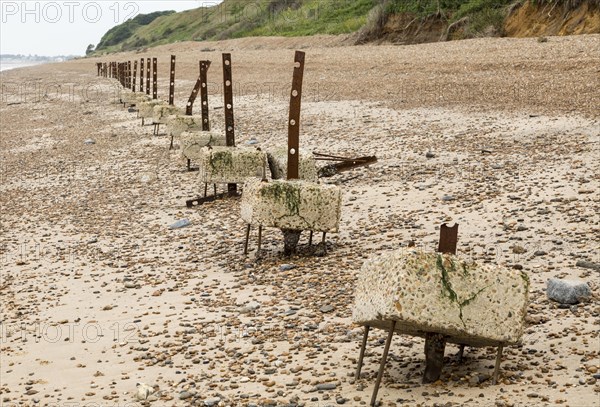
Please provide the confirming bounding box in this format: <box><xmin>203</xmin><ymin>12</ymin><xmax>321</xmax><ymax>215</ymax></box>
<box><xmin>153</xmin><ymin>104</ymin><xmax>182</xmax><ymax>124</ymax></box>
<box><xmin>267</xmin><ymin>148</ymin><xmax>318</xmax><ymax>181</ymax></box>
<box><xmin>240</xmin><ymin>178</ymin><xmax>342</xmax><ymax>233</ymax></box>
<box><xmin>197</xmin><ymin>146</ymin><xmax>269</xmax><ymax>184</ymax></box>
<box><xmin>352</xmin><ymin>251</ymin><xmax>529</xmax><ymax>347</ymax></box>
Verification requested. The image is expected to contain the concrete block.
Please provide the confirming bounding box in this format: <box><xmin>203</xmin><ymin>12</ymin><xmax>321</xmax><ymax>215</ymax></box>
<box><xmin>352</xmin><ymin>251</ymin><xmax>529</xmax><ymax>347</ymax></box>
<box><xmin>180</xmin><ymin>132</ymin><xmax>227</xmax><ymax>161</ymax></box>
<box><xmin>138</xmin><ymin>100</ymin><xmax>164</xmax><ymax>119</ymax></box>
<box><xmin>122</xmin><ymin>91</ymin><xmax>150</xmax><ymax>105</ymax></box>
<box><xmin>240</xmin><ymin>178</ymin><xmax>342</xmax><ymax>233</ymax></box>
<box><xmin>197</xmin><ymin>147</ymin><xmax>269</xmax><ymax>184</ymax></box>
<box><xmin>166</xmin><ymin>115</ymin><xmax>206</xmax><ymax>137</ymax></box>
<box><xmin>267</xmin><ymin>148</ymin><xmax>318</xmax><ymax>182</ymax></box>
<box><xmin>153</xmin><ymin>105</ymin><xmax>182</xmax><ymax>124</ymax></box>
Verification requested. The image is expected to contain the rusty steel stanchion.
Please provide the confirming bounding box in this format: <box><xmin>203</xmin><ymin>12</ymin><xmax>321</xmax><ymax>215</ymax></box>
<box><xmin>222</xmin><ymin>53</ymin><xmax>236</xmax><ymax>196</ymax></box>
<box><xmin>146</xmin><ymin>58</ymin><xmax>151</xmax><ymax>96</ymax></box>
<box><xmin>287</xmin><ymin>51</ymin><xmax>305</xmax><ymax>181</ymax></box>
<box><xmin>140</xmin><ymin>58</ymin><xmax>144</xmax><ymax>93</ymax></box>
<box><xmin>152</xmin><ymin>57</ymin><xmax>158</xmax><ymax>100</ymax></box>
<box><xmin>168</xmin><ymin>55</ymin><xmax>176</xmax><ymax>106</ymax></box>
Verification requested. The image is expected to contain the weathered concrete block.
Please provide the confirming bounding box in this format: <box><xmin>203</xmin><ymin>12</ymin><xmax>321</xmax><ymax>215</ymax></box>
<box><xmin>267</xmin><ymin>148</ymin><xmax>318</xmax><ymax>182</ymax></box>
<box><xmin>197</xmin><ymin>147</ymin><xmax>269</xmax><ymax>184</ymax></box>
<box><xmin>352</xmin><ymin>251</ymin><xmax>529</xmax><ymax>347</ymax></box>
<box><xmin>153</xmin><ymin>105</ymin><xmax>182</xmax><ymax>124</ymax></box>
<box><xmin>138</xmin><ymin>100</ymin><xmax>164</xmax><ymax>118</ymax></box>
<box><xmin>167</xmin><ymin>115</ymin><xmax>206</xmax><ymax>137</ymax></box>
<box><xmin>180</xmin><ymin>132</ymin><xmax>227</xmax><ymax>161</ymax></box>
<box><xmin>122</xmin><ymin>91</ymin><xmax>150</xmax><ymax>105</ymax></box>
<box><xmin>240</xmin><ymin>178</ymin><xmax>342</xmax><ymax>233</ymax></box>
<box><xmin>547</xmin><ymin>278</ymin><xmax>591</xmax><ymax>304</ymax></box>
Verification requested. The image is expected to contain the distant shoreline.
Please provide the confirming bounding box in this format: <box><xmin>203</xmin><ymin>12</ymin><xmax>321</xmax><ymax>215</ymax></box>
<box><xmin>0</xmin><ymin>60</ymin><xmax>50</xmax><ymax>72</ymax></box>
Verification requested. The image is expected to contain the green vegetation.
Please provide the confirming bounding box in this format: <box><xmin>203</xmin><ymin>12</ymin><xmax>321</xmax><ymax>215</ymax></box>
<box><xmin>90</xmin><ymin>0</ymin><xmax>593</xmax><ymax>54</ymax></box>
<box><xmin>260</xmin><ymin>182</ymin><xmax>301</xmax><ymax>215</ymax></box>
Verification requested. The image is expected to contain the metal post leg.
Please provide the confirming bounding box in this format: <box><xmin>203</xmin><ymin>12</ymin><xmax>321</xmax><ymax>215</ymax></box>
<box><xmin>204</xmin><ymin>183</ymin><xmax>208</xmax><ymax>198</ymax></box>
<box><xmin>213</xmin><ymin>184</ymin><xmax>217</xmax><ymax>196</ymax></box>
<box><xmin>355</xmin><ymin>325</ymin><xmax>370</xmax><ymax>380</ymax></box>
<box><xmin>187</xmin><ymin>159</ymin><xmax>191</xmax><ymax>171</ymax></box>
<box><xmin>492</xmin><ymin>345</ymin><xmax>503</xmax><ymax>385</ymax></box>
<box><xmin>370</xmin><ymin>321</ymin><xmax>396</xmax><ymax>407</ymax></box>
<box><xmin>458</xmin><ymin>344</ymin><xmax>465</xmax><ymax>363</ymax></box>
<box><xmin>244</xmin><ymin>224</ymin><xmax>251</xmax><ymax>255</ymax></box>
<box><xmin>322</xmin><ymin>232</ymin><xmax>327</xmax><ymax>254</ymax></box>
<box><xmin>308</xmin><ymin>231</ymin><xmax>313</xmax><ymax>246</ymax></box>
<box><xmin>257</xmin><ymin>226</ymin><xmax>263</xmax><ymax>253</ymax></box>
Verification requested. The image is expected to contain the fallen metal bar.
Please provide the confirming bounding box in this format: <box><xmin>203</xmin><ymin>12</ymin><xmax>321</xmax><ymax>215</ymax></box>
<box><xmin>186</xmin><ymin>191</ymin><xmax>240</xmax><ymax>208</ymax></box>
<box><xmin>222</xmin><ymin>53</ymin><xmax>236</xmax><ymax>196</ymax></box>
<box><xmin>317</xmin><ymin>156</ymin><xmax>377</xmax><ymax>177</ymax></box>
<box><xmin>287</xmin><ymin>51</ymin><xmax>305</xmax><ymax>180</ymax></box>
<box><xmin>152</xmin><ymin>58</ymin><xmax>158</xmax><ymax>100</ymax></box>
<box><xmin>169</xmin><ymin>55</ymin><xmax>176</xmax><ymax>105</ymax></box>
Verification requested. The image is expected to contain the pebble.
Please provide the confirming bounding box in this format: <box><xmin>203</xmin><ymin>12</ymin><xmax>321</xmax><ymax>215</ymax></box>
<box><xmin>316</xmin><ymin>383</ymin><xmax>337</xmax><ymax>390</ymax></box>
<box><xmin>279</xmin><ymin>264</ymin><xmax>297</xmax><ymax>271</ymax></box>
<box><xmin>320</xmin><ymin>305</ymin><xmax>335</xmax><ymax>313</ymax></box>
<box><xmin>169</xmin><ymin>219</ymin><xmax>191</xmax><ymax>229</ymax></box>
<box><xmin>84</xmin><ymin>139</ymin><xmax>96</xmax><ymax>145</ymax></box>
<box><xmin>547</xmin><ymin>278</ymin><xmax>591</xmax><ymax>304</ymax></box>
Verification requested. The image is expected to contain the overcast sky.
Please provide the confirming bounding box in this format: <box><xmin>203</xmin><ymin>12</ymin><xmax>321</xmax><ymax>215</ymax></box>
<box><xmin>1</xmin><ymin>1</ymin><xmax>223</xmax><ymax>56</ymax></box>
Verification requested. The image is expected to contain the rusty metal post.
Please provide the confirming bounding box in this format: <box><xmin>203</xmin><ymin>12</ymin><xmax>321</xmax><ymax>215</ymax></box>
<box><xmin>370</xmin><ymin>320</ymin><xmax>396</xmax><ymax>407</ymax></box>
<box><xmin>186</xmin><ymin>61</ymin><xmax>211</xmax><ymax>119</ymax></box>
<box><xmin>200</xmin><ymin>60</ymin><xmax>210</xmax><ymax>130</ymax></box>
<box><xmin>96</xmin><ymin>63</ymin><xmax>101</xmax><ymax>76</ymax></box>
<box><xmin>438</xmin><ymin>223</ymin><xmax>459</xmax><ymax>255</ymax></box>
<box><xmin>222</xmin><ymin>53</ymin><xmax>236</xmax><ymax>195</ymax></box>
<box><xmin>287</xmin><ymin>51</ymin><xmax>305</xmax><ymax>180</ymax></box>
<box><xmin>146</xmin><ymin>58</ymin><xmax>151</xmax><ymax>95</ymax></box>
<box><xmin>152</xmin><ymin>58</ymin><xmax>158</xmax><ymax>100</ymax></box>
<box><xmin>169</xmin><ymin>55</ymin><xmax>176</xmax><ymax>105</ymax></box>
<box><xmin>139</xmin><ymin>58</ymin><xmax>144</xmax><ymax>92</ymax></box>
<box><xmin>128</xmin><ymin>61</ymin><xmax>132</xmax><ymax>89</ymax></box>
<box><xmin>132</xmin><ymin>61</ymin><xmax>137</xmax><ymax>92</ymax></box>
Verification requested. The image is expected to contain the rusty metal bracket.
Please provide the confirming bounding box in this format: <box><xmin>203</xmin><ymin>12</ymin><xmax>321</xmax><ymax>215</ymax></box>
<box><xmin>438</xmin><ymin>223</ymin><xmax>459</xmax><ymax>255</ymax></box>
<box><xmin>287</xmin><ymin>51</ymin><xmax>305</xmax><ymax>180</ymax></box>
<box><xmin>169</xmin><ymin>55</ymin><xmax>176</xmax><ymax>105</ymax></box>
<box><xmin>186</xmin><ymin>60</ymin><xmax>211</xmax><ymax>117</ymax></box>
<box><xmin>140</xmin><ymin>58</ymin><xmax>144</xmax><ymax>92</ymax></box>
<box><xmin>152</xmin><ymin>58</ymin><xmax>158</xmax><ymax>100</ymax></box>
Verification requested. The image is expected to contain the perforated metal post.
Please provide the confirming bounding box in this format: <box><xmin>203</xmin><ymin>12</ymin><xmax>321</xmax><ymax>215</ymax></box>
<box><xmin>140</xmin><ymin>58</ymin><xmax>144</xmax><ymax>92</ymax></box>
<box><xmin>222</xmin><ymin>53</ymin><xmax>236</xmax><ymax>195</ymax></box>
<box><xmin>200</xmin><ymin>61</ymin><xmax>210</xmax><ymax>131</ymax></box>
<box><xmin>287</xmin><ymin>51</ymin><xmax>305</xmax><ymax>180</ymax></box>
<box><xmin>132</xmin><ymin>61</ymin><xmax>137</xmax><ymax>92</ymax></box>
<box><xmin>128</xmin><ymin>61</ymin><xmax>132</xmax><ymax>89</ymax></box>
<box><xmin>169</xmin><ymin>55</ymin><xmax>176</xmax><ymax>105</ymax></box>
<box><xmin>146</xmin><ymin>58</ymin><xmax>151</xmax><ymax>96</ymax></box>
<box><xmin>152</xmin><ymin>58</ymin><xmax>158</xmax><ymax>100</ymax></box>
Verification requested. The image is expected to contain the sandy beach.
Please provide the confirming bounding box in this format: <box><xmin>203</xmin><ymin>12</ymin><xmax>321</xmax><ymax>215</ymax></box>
<box><xmin>1</xmin><ymin>34</ymin><xmax>599</xmax><ymax>407</ymax></box>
